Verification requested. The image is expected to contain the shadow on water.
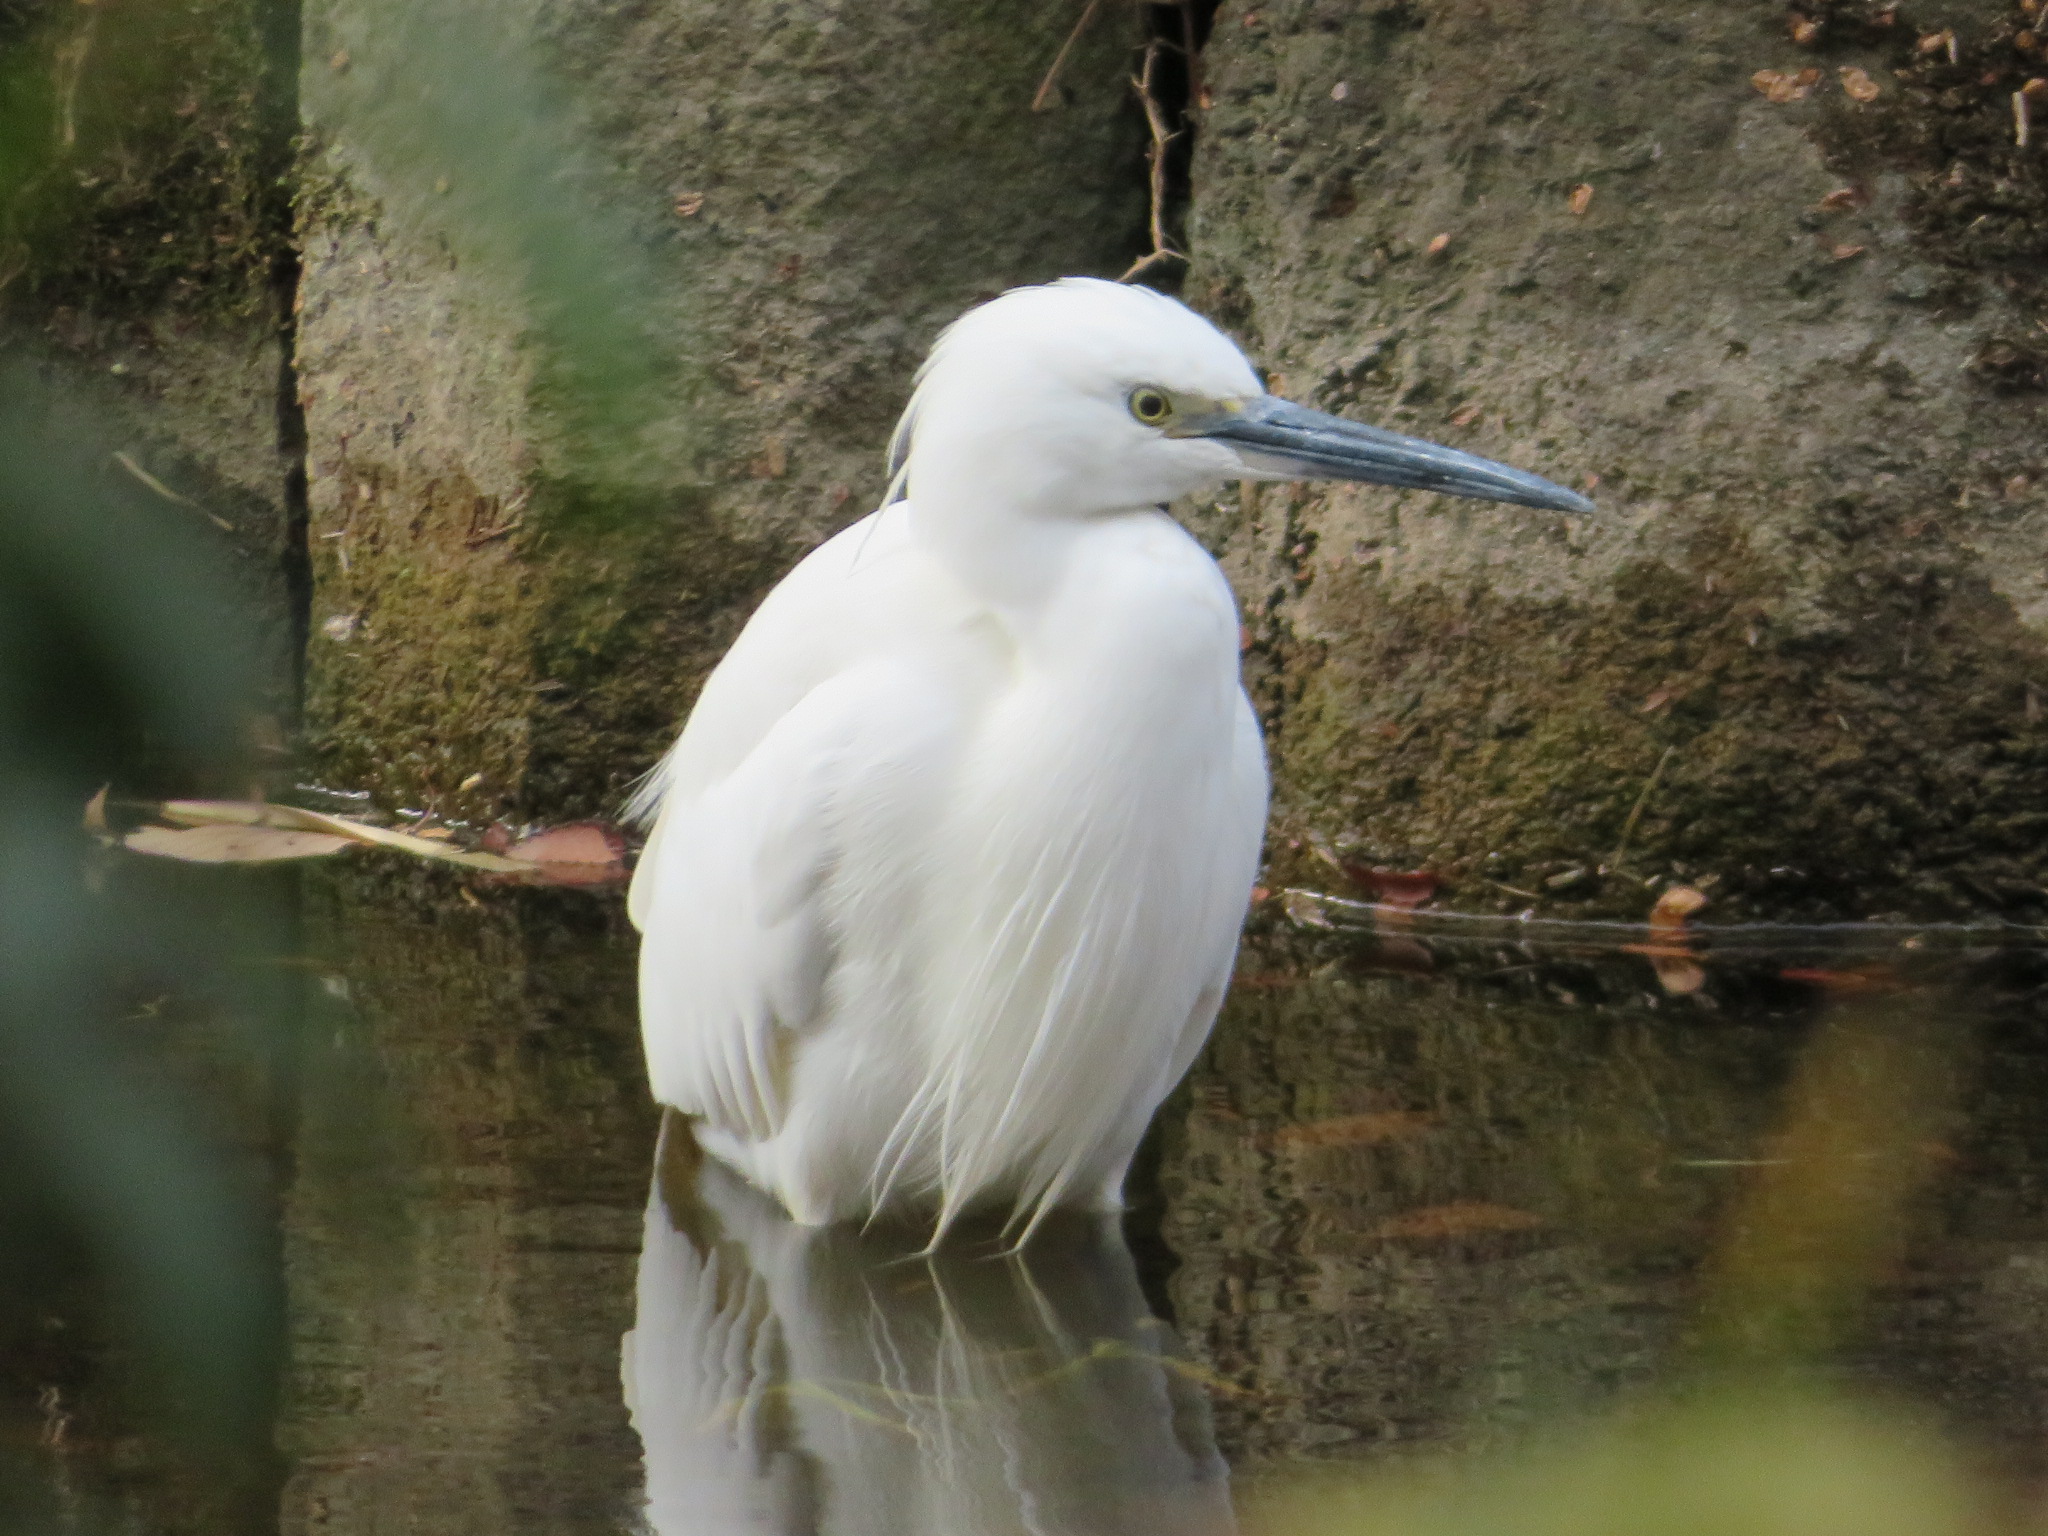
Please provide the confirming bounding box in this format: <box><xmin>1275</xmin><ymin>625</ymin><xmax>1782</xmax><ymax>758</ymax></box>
<box><xmin>628</xmin><ymin>1119</ymin><xmax>1234</xmax><ymax>1536</ymax></box>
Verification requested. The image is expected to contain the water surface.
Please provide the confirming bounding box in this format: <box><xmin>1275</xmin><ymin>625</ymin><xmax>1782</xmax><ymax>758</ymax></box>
<box><xmin>14</xmin><ymin>863</ymin><xmax>2048</xmax><ymax>1531</ymax></box>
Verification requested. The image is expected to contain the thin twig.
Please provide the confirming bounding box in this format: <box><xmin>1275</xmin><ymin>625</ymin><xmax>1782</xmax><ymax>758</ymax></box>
<box><xmin>1608</xmin><ymin>743</ymin><xmax>1676</xmax><ymax>871</ymax></box>
<box><xmin>1032</xmin><ymin>0</ymin><xmax>1108</xmax><ymax>112</ymax></box>
<box><xmin>114</xmin><ymin>450</ymin><xmax>235</xmax><ymax>532</ymax></box>
<box><xmin>1119</xmin><ymin>39</ymin><xmax>1188</xmax><ymax>282</ymax></box>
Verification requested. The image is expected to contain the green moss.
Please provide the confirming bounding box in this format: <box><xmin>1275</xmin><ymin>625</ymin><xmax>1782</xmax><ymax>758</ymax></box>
<box><xmin>1265</xmin><ymin>515</ymin><xmax>2048</xmax><ymax>922</ymax></box>
<box><xmin>0</xmin><ymin>0</ymin><xmax>291</xmax><ymax>326</ymax></box>
<box><xmin>304</xmin><ymin>464</ymin><xmax>791</xmax><ymax>823</ymax></box>
<box><xmin>519</xmin><ymin>477</ymin><xmax>787</xmax><ymax>819</ymax></box>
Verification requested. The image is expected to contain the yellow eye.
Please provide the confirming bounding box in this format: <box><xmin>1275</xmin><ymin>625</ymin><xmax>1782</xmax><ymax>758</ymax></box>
<box><xmin>1128</xmin><ymin>387</ymin><xmax>1173</xmax><ymax>426</ymax></box>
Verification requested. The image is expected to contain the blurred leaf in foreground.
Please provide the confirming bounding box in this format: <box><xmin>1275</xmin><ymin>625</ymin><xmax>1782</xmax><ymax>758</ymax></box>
<box><xmin>1245</xmin><ymin>1389</ymin><xmax>1984</xmax><ymax>1536</ymax></box>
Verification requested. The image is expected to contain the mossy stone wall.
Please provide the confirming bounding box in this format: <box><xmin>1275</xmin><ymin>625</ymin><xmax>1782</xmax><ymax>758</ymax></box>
<box><xmin>0</xmin><ymin>0</ymin><xmax>302</xmax><ymax>726</ymax></box>
<box><xmin>297</xmin><ymin>0</ymin><xmax>1149</xmax><ymax>822</ymax></box>
<box><xmin>1189</xmin><ymin>0</ymin><xmax>2048</xmax><ymax>920</ymax></box>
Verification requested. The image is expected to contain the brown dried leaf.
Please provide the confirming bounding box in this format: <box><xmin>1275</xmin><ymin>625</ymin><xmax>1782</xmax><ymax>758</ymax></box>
<box><xmin>125</xmin><ymin>824</ymin><xmax>352</xmax><ymax>864</ymax></box>
<box><xmin>1426</xmin><ymin>232</ymin><xmax>1452</xmax><ymax>256</ymax></box>
<box><xmin>1817</xmin><ymin>185</ymin><xmax>1866</xmax><ymax>211</ymax></box>
<box><xmin>1376</xmin><ymin>1201</ymin><xmax>1543</xmax><ymax>1240</ymax></box>
<box><xmin>1568</xmin><ymin>182</ymin><xmax>1594</xmax><ymax>215</ymax></box>
<box><xmin>1649</xmin><ymin>884</ymin><xmax>1709</xmax><ymax>935</ymax></box>
<box><xmin>1830</xmin><ymin>243</ymin><xmax>1867</xmax><ymax>261</ymax></box>
<box><xmin>158</xmin><ymin>799</ymin><xmax>529</xmax><ymax>872</ymax></box>
<box><xmin>504</xmin><ymin>821</ymin><xmax>630</xmax><ymax>886</ymax></box>
<box><xmin>1790</xmin><ymin>14</ymin><xmax>1822</xmax><ymax>44</ymax></box>
<box><xmin>1344</xmin><ymin>866</ymin><xmax>1439</xmax><ymax>909</ymax></box>
<box><xmin>1840</xmin><ymin>65</ymin><xmax>1881</xmax><ymax>101</ymax></box>
<box><xmin>672</xmin><ymin>191</ymin><xmax>705</xmax><ymax>217</ymax></box>
<box><xmin>1751</xmin><ymin>67</ymin><xmax>1821</xmax><ymax>102</ymax></box>
<box><xmin>1272</xmin><ymin>1111</ymin><xmax>1435</xmax><ymax>1151</ymax></box>
<box><xmin>1450</xmin><ymin>404</ymin><xmax>1483</xmax><ymax>428</ymax></box>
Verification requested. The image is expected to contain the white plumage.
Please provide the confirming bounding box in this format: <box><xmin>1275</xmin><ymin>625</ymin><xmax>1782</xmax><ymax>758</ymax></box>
<box><xmin>628</xmin><ymin>278</ymin><xmax>1588</xmax><ymax>1239</ymax></box>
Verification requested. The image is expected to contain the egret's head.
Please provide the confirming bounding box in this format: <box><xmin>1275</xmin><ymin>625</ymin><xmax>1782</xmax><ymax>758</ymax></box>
<box><xmin>894</xmin><ymin>278</ymin><xmax>1591</xmax><ymax>517</ymax></box>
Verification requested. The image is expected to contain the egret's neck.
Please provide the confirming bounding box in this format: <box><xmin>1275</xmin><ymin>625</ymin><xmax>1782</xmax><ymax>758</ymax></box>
<box><xmin>904</xmin><ymin>444</ymin><xmax>1142</xmax><ymax>615</ymax></box>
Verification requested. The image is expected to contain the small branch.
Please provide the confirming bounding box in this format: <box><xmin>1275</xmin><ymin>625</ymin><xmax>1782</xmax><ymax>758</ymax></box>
<box><xmin>1608</xmin><ymin>743</ymin><xmax>1676</xmax><ymax>871</ymax></box>
<box><xmin>1032</xmin><ymin>0</ymin><xmax>1109</xmax><ymax>112</ymax></box>
<box><xmin>1119</xmin><ymin>38</ymin><xmax>1188</xmax><ymax>282</ymax></box>
<box><xmin>113</xmin><ymin>450</ymin><xmax>235</xmax><ymax>532</ymax></box>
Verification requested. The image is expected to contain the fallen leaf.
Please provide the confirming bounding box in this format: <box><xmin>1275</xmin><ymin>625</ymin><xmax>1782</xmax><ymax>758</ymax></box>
<box><xmin>1450</xmin><ymin>403</ymin><xmax>1483</xmax><ymax>427</ymax></box>
<box><xmin>1568</xmin><ymin>182</ymin><xmax>1594</xmax><ymax>215</ymax></box>
<box><xmin>1840</xmin><ymin>64</ymin><xmax>1881</xmax><ymax>101</ymax></box>
<box><xmin>508</xmin><ymin>821</ymin><xmax>627</xmax><ymax>864</ymax></box>
<box><xmin>1272</xmin><ymin>1111</ymin><xmax>1435</xmax><ymax>1151</ymax></box>
<box><xmin>1790</xmin><ymin>13</ymin><xmax>1821</xmax><ymax>44</ymax></box>
<box><xmin>1751</xmin><ymin>67</ymin><xmax>1821</xmax><ymax>102</ymax></box>
<box><xmin>125</xmin><ymin>824</ymin><xmax>352</xmax><ymax>864</ymax></box>
<box><xmin>1639</xmin><ymin>885</ymin><xmax>1710</xmax><ymax>993</ymax></box>
<box><xmin>1376</xmin><ymin>1201</ymin><xmax>1543</xmax><ymax>1240</ymax></box>
<box><xmin>1640</xmin><ymin>685</ymin><xmax>1676</xmax><ymax>713</ymax></box>
<box><xmin>1817</xmin><ymin>186</ymin><xmax>1866</xmax><ymax>211</ymax></box>
<box><xmin>1830</xmin><ymin>243</ymin><xmax>1867</xmax><ymax>261</ymax></box>
<box><xmin>1343</xmin><ymin>866</ymin><xmax>1438</xmax><ymax>908</ymax></box>
<box><xmin>157</xmin><ymin>799</ymin><xmax>529</xmax><ymax>872</ymax></box>
<box><xmin>1426</xmin><ymin>231</ymin><xmax>1452</xmax><ymax>256</ymax></box>
<box><xmin>504</xmin><ymin>821</ymin><xmax>630</xmax><ymax>886</ymax></box>
<box><xmin>2026</xmin><ymin>77</ymin><xmax>2048</xmax><ymax>100</ymax></box>
<box><xmin>672</xmin><ymin>191</ymin><xmax>705</xmax><ymax>217</ymax></box>
<box><xmin>1649</xmin><ymin>884</ymin><xmax>1709</xmax><ymax>935</ymax></box>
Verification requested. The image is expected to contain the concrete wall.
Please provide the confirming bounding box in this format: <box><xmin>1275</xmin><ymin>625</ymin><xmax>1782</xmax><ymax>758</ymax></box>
<box><xmin>1186</xmin><ymin>0</ymin><xmax>2048</xmax><ymax>920</ymax></box>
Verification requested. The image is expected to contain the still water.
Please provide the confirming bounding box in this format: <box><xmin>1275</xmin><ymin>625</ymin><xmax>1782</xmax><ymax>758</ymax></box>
<box><xmin>14</xmin><ymin>862</ymin><xmax>2048</xmax><ymax>1532</ymax></box>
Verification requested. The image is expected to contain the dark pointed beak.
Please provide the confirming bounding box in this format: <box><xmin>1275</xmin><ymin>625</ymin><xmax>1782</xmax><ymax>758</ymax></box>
<box><xmin>1187</xmin><ymin>395</ymin><xmax>1594</xmax><ymax>513</ymax></box>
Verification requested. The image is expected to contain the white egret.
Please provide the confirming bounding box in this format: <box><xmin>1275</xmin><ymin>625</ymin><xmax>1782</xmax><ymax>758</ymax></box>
<box><xmin>628</xmin><ymin>277</ymin><xmax>1589</xmax><ymax>1240</ymax></box>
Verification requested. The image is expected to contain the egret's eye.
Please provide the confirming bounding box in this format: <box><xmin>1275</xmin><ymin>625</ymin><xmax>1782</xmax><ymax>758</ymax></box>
<box><xmin>1128</xmin><ymin>387</ymin><xmax>1174</xmax><ymax>426</ymax></box>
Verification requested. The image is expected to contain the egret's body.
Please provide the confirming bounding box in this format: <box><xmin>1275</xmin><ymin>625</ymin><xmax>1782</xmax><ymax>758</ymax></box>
<box><xmin>630</xmin><ymin>279</ymin><xmax>1588</xmax><ymax>1237</ymax></box>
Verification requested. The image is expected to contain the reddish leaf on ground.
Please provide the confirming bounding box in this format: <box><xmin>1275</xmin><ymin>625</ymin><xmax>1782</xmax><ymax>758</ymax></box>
<box><xmin>1633</xmin><ymin>886</ymin><xmax>1710</xmax><ymax>993</ymax></box>
<box><xmin>1343</xmin><ymin>865</ymin><xmax>1439</xmax><ymax>909</ymax></box>
<box><xmin>1375</xmin><ymin>1201</ymin><xmax>1543</xmax><ymax>1240</ymax></box>
<box><xmin>1648</xmin><ymin>884</ymin><xmax>1709</xmax><ymax>936</ymax></box>
<box><xmin>505</xmin><ymin>821</ymin><xmax>629</xmax><ymax>886</ymax></box>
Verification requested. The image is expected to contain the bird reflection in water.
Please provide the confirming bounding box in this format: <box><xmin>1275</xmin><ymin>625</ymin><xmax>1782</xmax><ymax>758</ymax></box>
<box><xmin>622</xmin><ymin>1116</ymin><xmax>1237</xmax><ymax>1536</ymax></box>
